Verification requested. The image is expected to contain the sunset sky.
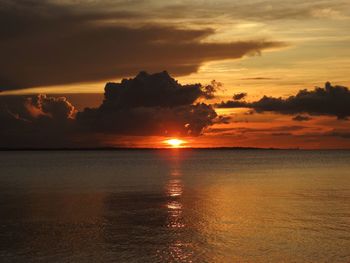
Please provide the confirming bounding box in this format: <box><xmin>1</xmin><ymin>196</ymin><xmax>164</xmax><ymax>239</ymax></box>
<box><xmin>1</xmin><ymin>0</ymin><xmax>350</xmax><ymax>148</ymax></box>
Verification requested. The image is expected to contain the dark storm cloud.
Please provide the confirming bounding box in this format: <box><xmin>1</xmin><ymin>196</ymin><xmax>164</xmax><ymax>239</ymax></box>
<box><xmin>77</xmin><ymin>72</ymin><xmax>218</xmax><ymax>136</ymax></box>
<box><xmin>0</xmin><ymin>94</ymin><xmax>76</xmax><ymax>147</ymax></box>
<box><xmin>217</xmin><ymin>82</ymin><xmax>350</xmax><ymax>119</ymax></box>
<box><xmin>77</xmin><ymin>103</ymin><xmax>217</xmax><ymax>136</ymax></box>
<box><xmin>0</xmin><ymin>72</ymin><xmax>223</xmax><ymax>147</ymax></box>
<box><xmin>0</xmin><ymin>95</ymin><xmax>75</xmax><ymax>122</ymax></box>
<box><xmin>102</xmin><ymin>71</ymin><xmax>211</xmax><ymax>108</ymax></box>
<box><xmin>0</xmin><ymin>0</ymin><xmax>285</xmax><ymax>90</ymax></box>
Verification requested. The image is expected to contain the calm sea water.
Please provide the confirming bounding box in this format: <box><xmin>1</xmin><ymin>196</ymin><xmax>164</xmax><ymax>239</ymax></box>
<box><xmin>0</xmin><ymin>150</ymin><xmax>349</xmax><ymax>262</ymax></box>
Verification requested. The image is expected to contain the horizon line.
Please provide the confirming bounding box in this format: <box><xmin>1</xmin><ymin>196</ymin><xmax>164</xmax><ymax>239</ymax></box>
<box><xmin>1</xmin><ymin>147</ymin><xmax>349</xmax><ymax>151</ymax></box>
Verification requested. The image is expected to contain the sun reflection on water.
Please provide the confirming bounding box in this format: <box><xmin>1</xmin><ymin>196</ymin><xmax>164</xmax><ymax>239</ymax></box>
<box><xmin>166</xmin><ymin>173</ymin><xmax>185</xmax><ymax>229</ymax></box>
<box><xmin>156</xmin><ymin>165</ymin><xmax>195</xmax><ymax>262</ymax></box>
<box><xmin>167</xmin><ymin>179</ymin><xmax>183</xmax><ymax>197</ymax></box>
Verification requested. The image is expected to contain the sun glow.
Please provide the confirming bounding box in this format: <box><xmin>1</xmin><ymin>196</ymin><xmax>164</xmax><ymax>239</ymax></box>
<box><xmin>164</xmin><ymin>138</ymin><xmax>186</xmax><ymax>148</ymax></box>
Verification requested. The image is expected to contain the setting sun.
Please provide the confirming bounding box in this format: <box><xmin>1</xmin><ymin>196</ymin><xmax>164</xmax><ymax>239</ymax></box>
<box><xmin>164</xmin><ymin>138</ymin><xmax>186</xmax><ymax>148</ymax></box>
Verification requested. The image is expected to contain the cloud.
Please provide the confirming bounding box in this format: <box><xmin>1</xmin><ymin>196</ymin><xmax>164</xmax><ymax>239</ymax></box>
<box><xmin>275</xmin><ymin>129</ymin><xmax>350</xmax><ymax>140</ymax></box>
<box><xmin>0</xmin><ymin>95</ymin><xmax>76</xmax><ymax>122</ymax></box>
<box><xmin>206</xmin><ymin>125</ymin><xmax>305</xmax><ymax>135</ymax></box>
<box><xmin>217</xmin><ymin>82</ymin><xmax>350</xmax><ymax>119</ymax></box>
<box><xmin>292</xmin><ymin>115</ymin><xmax>311</xmax><ymax>122</ymax></box>
<box><xmin>102</xmin><ymin>71</ymin><xmax>211</xmax><ymax>108</ymax></box>
<box><xmin>0</xmin><ymin>94</ymin><xmax>76</xmax><ymax>147</ymax></box>
<box><xmin>0</xmin><ymin>72</ymin><xmax>223</xmax><ymax>147</ymax></box>
<box><xmin>154</xmin><ymin>0</ymin><xmax>349</xmax><ymax>22</ymax></box>
<box><xmin>201</xmin><ymin>80</ymin><xmax>223</xmax><ymax>100</ymax></box>
<box><xmin>77</xmin><ymin>71</ymin><xmax>218</xmax><ymax>136</ymax></box>
<box><xmin>232</xmin><ymin>92</ymin><xmax>247</xmax><ymax>100</ymax></box>
<box><xmin>216</xmin><ymin>100</ymin><xmax>246</xmax><ymax>108</ymax></box>
<box><xmin>0</xmin><ymin>0</ymin><xmax>285</xmax><ymax>90</ymax></box>
<box><xmin>240</xmin><ymin>77</ymin><xmax>278</xmax><ymax>80</ymax></box>
<box><xmin>25</xmin><ymin>95</ymin><xmax>76</xmax><ymax>120</ymax></box>
<box><xmin>327</xmin><ymin>130</ymin><xmax>350</xmax><ymax>139</ymax></box>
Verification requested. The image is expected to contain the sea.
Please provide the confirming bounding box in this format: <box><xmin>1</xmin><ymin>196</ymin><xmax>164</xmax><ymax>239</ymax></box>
<box><xmin>0</xmin><ymin>150</ymin><xmax>349</xmax><ymax>262</ymax></box>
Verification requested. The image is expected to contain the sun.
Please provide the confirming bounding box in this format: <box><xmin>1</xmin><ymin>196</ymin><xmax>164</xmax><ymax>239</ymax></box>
<box><xmin>164</xmin><ymin>138</ymin><xmax>186</xmax><ymax>148</ymax></box>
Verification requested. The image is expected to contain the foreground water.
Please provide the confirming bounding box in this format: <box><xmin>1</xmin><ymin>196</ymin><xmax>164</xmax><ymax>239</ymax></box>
<box><xmin>0</xmin><ymin>150</ymin><xmax>349</xmax><ymax>262</ymax></box>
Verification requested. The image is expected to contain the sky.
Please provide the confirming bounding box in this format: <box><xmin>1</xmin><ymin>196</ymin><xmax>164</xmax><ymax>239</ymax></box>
<box><xmin>1</xmin><ymin>0</ymin><xmax>350</xmax><ymax>148</ymax></box>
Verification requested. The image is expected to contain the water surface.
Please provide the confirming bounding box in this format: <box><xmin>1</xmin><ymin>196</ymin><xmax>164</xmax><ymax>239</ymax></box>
<box><xmin>0</xmin><ymin>150</ymin><xmax>349</xmax><ymax>262</ymax></box>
